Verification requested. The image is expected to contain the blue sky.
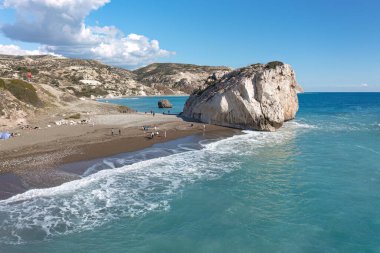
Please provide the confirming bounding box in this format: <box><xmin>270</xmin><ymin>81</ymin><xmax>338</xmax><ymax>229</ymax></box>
<box><xmin>0</xmin><ymin>0</ymin><xmax>379</xmax><ymax>91</ymax></box>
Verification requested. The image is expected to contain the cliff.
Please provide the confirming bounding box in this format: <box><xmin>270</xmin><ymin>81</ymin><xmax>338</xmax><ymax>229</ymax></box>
<box><xmin>182</xmin><ymin>62</ymin><xmax>303</xmax><ymax>131</ymax></box>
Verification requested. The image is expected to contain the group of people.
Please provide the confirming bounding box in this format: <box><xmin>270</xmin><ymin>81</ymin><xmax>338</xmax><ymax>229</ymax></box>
<box><xmin>109</xmin><ymin>122</ymin><xmax>206</xmax><ymax>141</ymax></box>
<box><xmin>144</xmin><ymin>110</ymin><xmax>156</xmax><ymax>116</ymax></box>
<box><xmin>111</xmin><ymin>128</ymin><xmax>121</xmax><ymax>136</ymax></box>
<box><xmin>142</xmin><ymin>125</ymin><xmax>167</xmax><ymax>139</ymax></box>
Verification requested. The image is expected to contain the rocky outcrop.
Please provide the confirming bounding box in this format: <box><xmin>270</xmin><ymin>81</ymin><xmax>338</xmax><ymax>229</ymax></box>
<box><xmin>158</xmin><ymin>99</ymin><xmax>172</xmax><ymax>108</ymax></box>
<box><xmin>182</xmin><ymin>62</ymin><xmax>302</xmax><ymax>131</ymax></box>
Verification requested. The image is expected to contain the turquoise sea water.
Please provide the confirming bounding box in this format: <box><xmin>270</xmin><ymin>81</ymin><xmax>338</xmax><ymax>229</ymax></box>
<box><xmin>1</xmin><ymin>93</ymin><xmax>380</xmax><ymax>253</ymax></box>
<box><xmin>98</xmin><ymin>96</ymin><xmax>189</xmax><ymax>114</ymax></box>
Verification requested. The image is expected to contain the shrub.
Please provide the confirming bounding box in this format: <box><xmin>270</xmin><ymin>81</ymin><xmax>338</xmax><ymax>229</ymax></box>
<box><xmin>131</xmin><ymin>87</ymin><xmax>139</xmax><ymax>94</ymax></box>
<box><xmin>117</xmin><ymin>105</ymin><xmax>134</xmax><ymax>113</ymax></box>
<box><xmin>16</xmin><ymin>66</ymin><xmax>39</xmax><ymax>75</ymax></box>
<box><xmin>0</xmin><ymin>79</ymin><xmax>5</xmax><ymax>89</ymax></box>
<box><xmin>265</xmin><ymin>61</ymin><xmax>284</xmax><ymax>70</ymax></box>
<box><xmin>66</xmin><ymin>113</ymin><xmax>81</xmax><ymax>119</ymax></box>
<box><xmin>74</xmin><ymin>86</ymin><xmax>108</xmax><ymax>97</ymax></box>
<box><xmin>70</xmin><ymin>76</ymin><xmax>81</xmax><ymax>84</ymax></box>
<box><xmin>51</xmin><ymin>79</ymin><xmax>60</xmax><ymax>87</ymax></box>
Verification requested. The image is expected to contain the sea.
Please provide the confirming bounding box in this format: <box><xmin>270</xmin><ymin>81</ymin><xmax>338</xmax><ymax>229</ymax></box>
<box><xmin>98</xmin><ymin>96</ymin><xmax>188</xmax><ymax>114</ymax></box>
<box><xmin>1</xmin><ymin>93</ymin><xmax>380</xmax><ymax>253</ymax></box>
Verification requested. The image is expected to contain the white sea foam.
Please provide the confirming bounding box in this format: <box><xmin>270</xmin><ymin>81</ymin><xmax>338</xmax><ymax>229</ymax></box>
<box><xmin>356</xmin><ymin>145</ymin><xmax>380</xmax><ymax>155</ymax></box>
<box><xmin>0</xmin><ymin>122</ymin><xmax>312</xmax><ymax>245</ymax></box>
<box><xmin>286</xmin><ymin>121</ymin><xmax>317</xmax><ymax>129</ymax></box>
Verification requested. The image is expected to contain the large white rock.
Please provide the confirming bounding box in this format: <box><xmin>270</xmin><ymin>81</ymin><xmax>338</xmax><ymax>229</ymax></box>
<box><xmin>182</xmin><ymin>62</ymin><xmax>303</xmax><ymax>131</ymax></box>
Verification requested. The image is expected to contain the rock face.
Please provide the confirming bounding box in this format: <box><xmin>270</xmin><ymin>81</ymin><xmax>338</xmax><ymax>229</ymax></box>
<box><xmin>158</xmin><ymin>99</ymin><xmax>173</xmax><ymax>108</ymax></box>
<box><xmin>182</xmin><ymin>62</ymin><xmax>303</xmax><ymax>131</ymax></box>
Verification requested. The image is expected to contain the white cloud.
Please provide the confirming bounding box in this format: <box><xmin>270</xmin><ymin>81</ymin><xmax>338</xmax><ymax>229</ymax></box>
<box><xmin>360</xmin><ymin>83</ymin><xmax>369</xmax><ymax>87</ymax></box>
<box><xmin>1</xmin><ymin>0</ymin><xmax>109</xmax><ymax>45</ymax></box>
<box><xmin>0</xmin><ymin>0</ymin><xmax>174</xmax><ymax>67</ymax></box>
<box><xmin>90</xmin><ymin>34</ymin><xmax>173</xmax><ymax>66</ymax></box>
<box><xmin>0</xmin><ymin>44</ymin><xmax>61</xmax><ymax>56</ymax></box>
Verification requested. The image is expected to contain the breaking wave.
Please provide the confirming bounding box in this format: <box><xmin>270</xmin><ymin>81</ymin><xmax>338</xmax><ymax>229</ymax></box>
<box><xmin>0</xmin><ymin>121</ymin><xmax>310</xmax><ymax>245</ymax></box>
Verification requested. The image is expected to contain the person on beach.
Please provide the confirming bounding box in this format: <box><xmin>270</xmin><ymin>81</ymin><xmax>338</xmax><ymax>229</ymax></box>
<box><xmin>119</xmin><ymin>129</ymin><xmax>121</xmax><ymax>135</ymax></box>
<box><xmin>150</xmin><ymin>132</ymin><xmax>154</xmax><ymax>139</ymax></box>
<box><xmin>153</xmin><ymin>112</ymin><xmax>155</xmax><ymax>117</ymax></box>
<box><xmin>164</xmin><ymin>131</ymin><xmax>167</xmax><ymax>138</ymax></box>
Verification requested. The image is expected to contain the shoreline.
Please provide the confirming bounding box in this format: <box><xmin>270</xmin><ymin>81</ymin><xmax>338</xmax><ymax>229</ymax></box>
<box><xmin>0</xmin><ymin>113</ymin><xmax>239</xmax><ymax>200</ymax></box>
<box><xmin>96</xmin><ymin>94</ymin><xmax>190</xmax><ymax>101</ymax></box>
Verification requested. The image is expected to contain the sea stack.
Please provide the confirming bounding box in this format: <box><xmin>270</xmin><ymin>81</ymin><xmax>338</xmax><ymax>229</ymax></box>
<box><xmin>182</xmin><ymin>61</ymin><xmax>303</xmax><ymax>131</ymax></box>
<box><xmin>158</xmin><ymin>99</ymin><xmax>173</xmax><ymax>108</ymax></box>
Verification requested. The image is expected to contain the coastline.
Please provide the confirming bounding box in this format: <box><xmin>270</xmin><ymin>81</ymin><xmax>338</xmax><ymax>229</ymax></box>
<box><xmin>97</xmin><ymin>94</ymin><xmax>190</xmax><ymax>101</ymax></box>
<box><xmin>0</xmin><ymin>113</ymin><xmax>238</xmax><ymax>200</ymax></box>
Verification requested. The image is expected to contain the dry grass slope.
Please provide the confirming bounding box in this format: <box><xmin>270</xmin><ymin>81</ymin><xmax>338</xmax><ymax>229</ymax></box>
<box><xmin>0</xmin><ymin>79</ymin><xmax>43</xmax><ymax>107</ymax></box>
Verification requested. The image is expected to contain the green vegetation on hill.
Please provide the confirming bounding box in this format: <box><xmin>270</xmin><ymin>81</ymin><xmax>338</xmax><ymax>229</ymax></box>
<box><xmin>66</xmin><ymin>113</ymin><xmax>81</xmax><ymax>119</ymax></box>
<box><xmin>117</xmin><ymin>105</ymin><xmax>135</xmax><ymax>113</ymax></box>
<box><xmin>16</xmin><ymin>66</ymin><xmax>39</xmax><ymax>75</ymax></box>
<box><xmin>265</xmin><ymin>61</ymin><xmax>284</xmax><ymax>69</ymax></box>
<box><xmin>0</xmin><ymin>78</ymin><xmax>43</xmax><ymax>107</ymax></box>
<box><xmin>133</xmin><ymin>63</ymin><xmax>231</xmax><ymax>81</ymax></box>
<box><xmin>0</xmin><ymin>78</ymin><xmax>5</xmax><ymax>89</ymax></box>
<box><xmin>69</xmin><ymin>86</ymin><xmax>109</xmax><ymax>97</ymax></box>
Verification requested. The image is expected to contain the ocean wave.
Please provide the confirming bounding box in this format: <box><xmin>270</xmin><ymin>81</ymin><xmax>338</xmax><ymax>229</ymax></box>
<box><xmin>285</xmin><ymin>121</ymin><xmax>318</xmax><ymax>129</ymax></box>
<box><xmin>0</xmin><ymin>124</ymin><xmax>309</xmax><ymax>245</ymax></box>
<box><xmin>290</xmin><ymin>118</ymin><xmax>380</xmax><ymax>132</ymax></box>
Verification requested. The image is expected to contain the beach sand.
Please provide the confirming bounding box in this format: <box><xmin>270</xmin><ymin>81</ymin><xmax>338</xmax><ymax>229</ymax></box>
<box><xmin>0</xmin><ymin>112</ymin><xmax>237</xmax><ymax>199</ymax></box>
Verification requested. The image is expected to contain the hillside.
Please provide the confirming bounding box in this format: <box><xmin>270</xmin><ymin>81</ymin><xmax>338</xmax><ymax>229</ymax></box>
<box><xmin>0</xmin><ymin>55</ymin><xmax>233</xmax><ymax>128</ymax></box>
<box><xmin>0</xmin><ymin>77</ymin><xmax>122</xmax><ymax>129</ymax></box>
<box><xmin>0</xmin><ymin>55</ymin><xmax>231</xmax><ymax>97</ymax></box>
<box><xmin>0</xmin><ymin>55</ymin><xmax>145</xmax><ymax>97</ymax></box>
<box><xmin>133</xmin><ymin>63</ymin><xmax>231</xmax><ymax>94</ymax></box>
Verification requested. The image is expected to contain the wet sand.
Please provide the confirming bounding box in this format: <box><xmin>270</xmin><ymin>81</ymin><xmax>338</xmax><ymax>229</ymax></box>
<box><xmin>0</xmin><ymin>113</ymin><xmax>238</xmax><ymax>199</ymax></box>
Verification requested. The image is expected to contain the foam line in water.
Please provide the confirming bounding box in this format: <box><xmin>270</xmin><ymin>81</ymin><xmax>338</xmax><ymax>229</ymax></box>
<box><xmin>356</xmin><ymin>145</ymin><xmax>380</xmax><ymax>155</ymax></box>
<box><xmin>0</xmin><ymin>123</ymin><xmax>311</xmax><ymax>245</ymax></box>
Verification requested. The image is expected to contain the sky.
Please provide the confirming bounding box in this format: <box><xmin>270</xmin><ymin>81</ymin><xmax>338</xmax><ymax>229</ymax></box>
<box><xmin>0</xmin><ymin>0</ymin><xmax>379</xmax><ymax>92</ymax></box>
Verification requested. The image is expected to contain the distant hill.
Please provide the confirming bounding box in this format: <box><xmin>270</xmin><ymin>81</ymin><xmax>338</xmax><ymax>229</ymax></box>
<box><xmin>133</xmin><ymin>63</ymin><xmax>231</xmax><ymax>94</ymax></box>
<box><xmin>0</xmin><ymin>55</ymin><xmax>234</xmax><ymax>128</ymax></box>
<box><xmin>0</xmin><ymin>55</ymin><xmax>232</xmax><ymax>97</ymax></box>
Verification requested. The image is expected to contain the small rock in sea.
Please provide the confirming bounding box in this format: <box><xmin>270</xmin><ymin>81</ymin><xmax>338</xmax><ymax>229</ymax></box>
<box><xmin>158</xmin><ymin>99</ymin><xmax>173</xmax><ymax>108</ymax></box>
